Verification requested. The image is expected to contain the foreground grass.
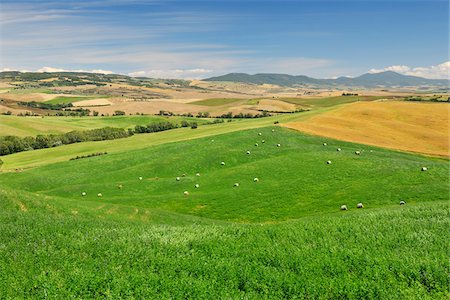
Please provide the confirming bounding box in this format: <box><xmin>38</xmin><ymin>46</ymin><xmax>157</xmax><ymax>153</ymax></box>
<box><xmin>0</xmin><ymin>187</ymin><xmax>447</xmax><ymax>298</ymax></box>
<box><xmin>0</xmin><ymin>126</ymin><xmax>447</xmax><ymax>298</ymax></box>
<box><xmin>0</xmin><ymin>115</ymin><xmax>210</xmax><ymax>137</ymax></box>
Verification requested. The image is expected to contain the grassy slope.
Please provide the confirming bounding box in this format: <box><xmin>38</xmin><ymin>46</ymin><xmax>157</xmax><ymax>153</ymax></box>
<box><xmin>280</xmin><ymin>95</ymin><xmax>385</xmax><ymax>108</ymax></box>
<box><xmin>2</xmin><ymin>127</ymin><xmax>448</xmax><ymax>222</ymax></box>
<box><xmin>44</xmin><ymin>95</ymin><xmax>109</xmax><ymax>104</ymax></box>
<box><xmin>0</xmin><ymin>108</ymin><xmax>336</xmax><ymax>170</ymax></box>
<box><xmin>0</xmin><ymin>115</ymin><xmax>210</xmax><ymax>137</ymax></box>
<box><xmin>190</xmin><ymin>98</ymin><xmax>245</xmax><ymax>106</ymax></box>
<box><xmin>0</xmin><ymin>127</ymin><xmax>448</xmax><ymax>298</ymax></box>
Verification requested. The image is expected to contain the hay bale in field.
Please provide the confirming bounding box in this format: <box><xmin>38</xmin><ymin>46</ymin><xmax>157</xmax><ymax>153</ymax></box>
<box><xmin>323</xmin><ymin>142</ymin><xmax>327</xmax><ymax>146</ymax></box>
<box><xmin>327</xmin><ymin>160</ymin><xmax>332</xmax><ymax>164</ymax></box>
<box><xmin>221</xmin><ymin>161</ymin><xmax>225</xmax><ymax>165</ymax></box>
<box><xmin>182</xmin><ymin>173</ymin><xmax>186</xmax><ymax>177</ymax></box>
<box><xmin>183</xmin><ymin>191</ymin><xmax>189</xmax><ymax>196</ymax></box>
<box><xmin>97</xmin><ymin>193</ymin><xmax>102</xmax><ymax>197</ymax></box>
<box><xmin>176</xmin><ymin>177</ymin><xmax>181</xmax><ymax>181</ymax></box>
<box><xmin>272</xmin><ymin>129</ymin><xmax>275</xmax><ymax>132</ymax></box>
<box><xmin>255</xmin><ymin>143</ymin><xmax>259</xmax><ymax>147</ymax></box>
<box><xmin>355</xmin><ymin>151</ymin><xmax>361</xmax><ymax>155</ymax></box>
<box><xmin>340</xmin><ymin>205</ymin><xmax>347</xmax><ymax>211</ymax></box>
<box><xmin>118</xmin><ymin>184</ymin><xmax>123</xmax><ymax>189</ymax></box>
<box><xmin>262</xmin><ymin>140</ymin><xmax>265</xmax><ymax>143</ymax></box>
<box><xmin>234</xmin><ymin>183</ymin><xmax>240</xmax><ymax>187</ymax></box>
<box><xmin>81</xmin><ymin>192</ymin><xmax>86</xmax><ymax>196</ymax></box>
<box><xmin>139</xmin><ymin>176</ymin><xmax>143</xmax><ymax>180</ymax></box>
<box><xmin>253</xmin><ymin>177</ymin><xmax>259</xmax><ymax>182</ymax></box>
<box><xmin>258</xmin><ymin>132</ymin><xmax>262</xmax><ymax>136</ymax></box>
<box><xmin>194</xmin><ymin>184</ymin><xmax>200</xmax><ymax>188</ymax></box>
<box><xmin>421</xmin><ymin>167</ymin><xmax>427</xmax><ymax>171</ymax></box>
<box><xmin>337</xmin><ymin>148</ymin><xmax>341</xmax><ymax>152</ymax></box>
<box><xmin>277</xmin><ymin>143</ymin><xmax>281</xmax><ymax>147</ymax></box>
<box><xmin>246</xmin><ymin>151</ymin><xmax>251</xmax><ymax>154</ymax></box>
<box><xmin>400</xmin><ymin>200</ymin><xmax>406</xmax><ymax>205</ymax></box>
<box><xmin>357</xmin><ymin>203</ymin><xmax>364</xmax><ymax>208</ymax></box>
<box><xmin>195</xmin><ymin>173</ymin><xmax>200</xmax><ymax>177</ymax></box>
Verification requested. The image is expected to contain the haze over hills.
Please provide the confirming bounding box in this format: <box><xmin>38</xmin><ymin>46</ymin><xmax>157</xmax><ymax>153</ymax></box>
<box><xmin>1</xmin><ymin>70</ymin><xmax>448</xmax><ymax>89</ymax></box>
<box><xmin>205</xmin><ymin>71</ymin><xmax>450</xmax><ymax>88</ymax></box>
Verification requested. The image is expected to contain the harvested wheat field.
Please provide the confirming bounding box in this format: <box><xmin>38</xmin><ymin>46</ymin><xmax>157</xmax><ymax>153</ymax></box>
<box><xmin>285</xmin><ymin>101</ymin><xmax>449</xmax><ymax>157</ymax></box>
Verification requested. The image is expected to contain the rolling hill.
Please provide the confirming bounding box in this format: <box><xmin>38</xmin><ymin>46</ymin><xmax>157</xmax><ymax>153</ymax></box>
<box><xmin>205</xmin><ymin>71</ymin><xmax>449</xmax><ymax>87</ymax></box>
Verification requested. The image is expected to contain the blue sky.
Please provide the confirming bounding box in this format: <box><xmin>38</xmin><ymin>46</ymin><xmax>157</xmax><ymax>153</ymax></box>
<box><xmin>0</xmin><ymin>0</ymin><xmax>448</xmax><ymax>78</ymax></box>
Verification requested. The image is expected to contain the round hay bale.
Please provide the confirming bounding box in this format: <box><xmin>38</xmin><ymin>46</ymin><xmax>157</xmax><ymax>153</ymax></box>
<box><xmin>81</xmin><ymin>192</ymin><xmax>86</xmax><ymax>196</ymax></box>
<box><xmin>183</xmin><ymin>191</ymin><xmax>189</xmax><ymax>196</ymax></box>
<box><xmin>211</xmin><ymin>139</ymin><xmax>214</xmax><ymax>142</ymax></box>
<box><xmin>255</xmin><ymin>143</ymin><xmax>259</xmax><ymax>147</ymax></box>
<box><xmin>194</xmin><ymin>184</ymin><xmax>200</xmax><ymax>188</ymax></box>
<box><xmin>181</xmin><ymin>173</ymin><xmax>186</xmax><ymax>177</ymax></box>
<box><xmin>221</xmin><ymin>161</ymin><xmax>225</xmax><ymax>166</ymax></box>
<box><xmin>234</xmin><ymin>183</ymin><xmax>240</xmax><ymax>187</ymax></box>
<box><xmin>421</xmin><ymin>167</ymin><xmax>427</xmax><ymax>171</ymax></box>
<box><xmin>400</xmin><ymin>200</ymin><xmax>406</xmax><ymax>205</ymax></box>
<box><xmin>272</xmin><ymin>129</ymin><xmax>275</xmax><ymax>132</ymax></box>
<box><xmin>97</xmin><ymin>193</ymin><xmax>102</xmax><ymax>197</ymax></box>
<box><xmin>357</xmin><ymin>203</ymin><xmax>364</xmax><ymax>208</ymax></box>
<box><xmin>337</xmin><ymin>148</ymin><xmax>341</xmax><ymax>152</ymax></box>
<box><xmin>262</xmin><ymin>140</ymin><xmax>265</xmax><ymax>143</ymax></box>
<box><xmin>340</xmin><ymin>205</ymin><xmax>347</xmax><ymax>211</ymax></box>
<box><xmin>139</xmin><ymin>176</ymin><xmax>143</xmax><ymax>180</ymax></box>
<box><xmin>118</xmin><ymin>184</ymin><xmax>123</xmax><ymax>189</ymax></box>
<box><xmin>323</xmin><ymin>142</ymin><xmax>327</xmax><ymax>146</ymax></box>
<box><xmin>246</xmin><ymin>151</ymin><xmax>251</xmax><ymax>154</ymax></box>
<box><xmin>253</xmin><ymin>177</ymin><xmax>259</xmax><ymax>182</ymax></box>
<box><xmin>258</xmin><ymin>132</ymin><xmax>262</xmax><ymax>136</ymax></box>
<box><xmin>277</xmin><ymin>143</ymin><xmax>281</xmax><ymax>147</ymax></box>
<box><xmin>195</xmin><ymin>173</ymin><xmax>200</xmax><ymax>177</ymax></box>
<box><xmin>176</xmin><ymin>177</ymin><xmax>181</xmax><ymax>181</ymax></box>
<box><xmin>327</xmin><ymin>160</ymin><xmax>332</xmax><ymax>164</ymax></box>
<box><xmin>355</xmin><ymin>151</ymin><xmax>361</xmax><ymax>155</ymax></box>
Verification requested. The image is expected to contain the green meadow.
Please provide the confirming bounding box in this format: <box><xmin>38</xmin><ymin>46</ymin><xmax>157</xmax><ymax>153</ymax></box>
<box><xmin>0</xmin><ymin>117</ymin><xmax>448</xmax><ymax>298</ymax></box>
<box><xmin>0</xmin><ymin>115</ymin><xmax>210</xmax><ymax>137</ymax></box>
<box><xmin>44</xmin><ymin>95</ymin><xmax>110</xmax><ymax>105</ymax></box>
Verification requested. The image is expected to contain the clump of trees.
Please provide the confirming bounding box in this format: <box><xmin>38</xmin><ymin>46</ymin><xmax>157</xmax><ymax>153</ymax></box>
<box><xmin>217</xmin><ymin>111</ymin><xmax>271</xmax><ymax>118</ymax></box>
<box><xmin>70</xmin><ymin>152</ymin><xmax>107</xmax><ymax>160</ymax></box>
<box><xmin>342</xmin><ymin>92</ymin><xmax>359</xmax><ymax>96</ymax></box>
<box><xmin>18</xmin><ymin>101</ymin><xmax>73</xmax><ymax>110</ymax></box>
<box><xmin>0</xmin><ymin>127</ymin><xmax>129</xmax><ymax>156</ymax></box>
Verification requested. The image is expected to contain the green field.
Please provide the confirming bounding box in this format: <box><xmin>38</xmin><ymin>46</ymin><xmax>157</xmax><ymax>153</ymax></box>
<box><xmin>0</xmin><ymin>115</ymin><xmax>210</xmax><ymax>137</ymax></box>
<box><xmin>190</xmin><ymin>98</ymin><xmax>245</xmax><ymax>106</ymax></box>
<box><xmin>44</xmin><ymin>95</ymin><xmax>110</xmax><ymax>104</ymax></box>
<box><xmin>0</xmin><ymin>125</ymin><xmax>448</xmax><ymax>298</ymax></box>
<box><xmin>280</xmin><ymin>95</ymin><xmax>386</xmax><ymax>108</ymax></box>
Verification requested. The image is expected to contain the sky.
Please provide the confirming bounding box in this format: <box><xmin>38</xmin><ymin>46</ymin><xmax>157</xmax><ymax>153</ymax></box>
<box><xmin>0</xmin><ymin>0</ymin><xmax>448</xmax><ymax>79</ymax></box>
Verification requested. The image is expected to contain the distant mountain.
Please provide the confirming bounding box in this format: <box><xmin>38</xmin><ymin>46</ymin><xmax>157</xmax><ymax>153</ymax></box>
<box><xmin>205</xmin><ymin>71</ymin><xmax>449</xmax><ymax>88</ymax></box>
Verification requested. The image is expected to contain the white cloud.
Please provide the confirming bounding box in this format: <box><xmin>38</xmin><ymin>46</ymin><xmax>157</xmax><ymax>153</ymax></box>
<box><xmin>369</xmin><ymin>62</ymin><xmax>449</xmax><ymax>79</ymax></box>
<box><xmin>0</xmin><ymin>66</ymin><xmax>113</xmax><ymax>74</ymax></box>
<box><xmin>128</xmin><ymin>68</ymin><xmax>212</xmax><ymax>79</ymax></box>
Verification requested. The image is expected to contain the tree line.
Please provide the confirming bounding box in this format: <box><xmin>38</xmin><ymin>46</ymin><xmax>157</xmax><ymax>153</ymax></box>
<box><xmin>0</xmin><ymin>120</ymin><xmax>201</xmax><ymax>156</ymax></box>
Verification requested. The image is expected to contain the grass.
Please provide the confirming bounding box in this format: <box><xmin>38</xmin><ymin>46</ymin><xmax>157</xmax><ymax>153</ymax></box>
<box><xmin>0</xmin><ymin>109</ymin><xmax>335</xmax><ymax>170</ymax></box>
<box><xmin>0</xmin><ymin>115</ymin><xmax>210</xmax><ymax>137</ymax></box>
<box><xmin>44</xmin><ymin>95</ymin><xmax>110</xmax><ymax>104</ymax></box>
<box><xmin>0</xmin><ymin>126</ymin><xmax>448</xmax><ymax>298</ymax></box>
<box><xmin>2</xmin><ymin>127</ymin><xmax>448</xmax><ymax>222</ymax></box>
<box><xmin>280</xmin><ymin>95</ymin><xmax>386</xmax><ymax>108</ymax></box>
<box><xmin>190</xmin><ymin>98</ymin><xmax>245</xmax><ymax>106</ymax></box>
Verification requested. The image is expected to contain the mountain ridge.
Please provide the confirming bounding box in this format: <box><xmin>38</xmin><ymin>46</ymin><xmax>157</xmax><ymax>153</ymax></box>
<box><xmin>204</xmin><ymin>71</ymin><xmax>449</xmax><ymax>87</ymax></box>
